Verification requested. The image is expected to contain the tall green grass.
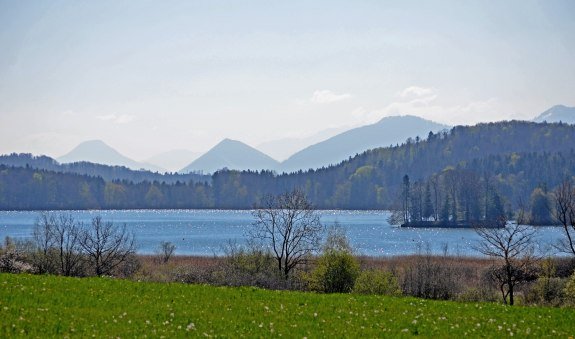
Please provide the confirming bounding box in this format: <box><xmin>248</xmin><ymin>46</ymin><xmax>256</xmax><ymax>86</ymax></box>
<box><xmin>1</xmin><ymin>273</ymin><xmax>574</xmax><ymax>337</ymax></box>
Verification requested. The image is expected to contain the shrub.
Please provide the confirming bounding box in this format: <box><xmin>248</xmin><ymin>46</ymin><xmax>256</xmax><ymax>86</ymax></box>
<box><xmin>564</xmin><ymin>271</ymin><xmax>575</xmax><ymax>304</ymax></box>
<box><xmin>525</xmin><ymin>277</ymin><xmax>566</xmax><ymax>306</ymax></box>
<box><xmin>0</xmin><ymin>249</ymin><xmax>34</xmax><ymax>273</ymax></box>
<box><xmin>401</xmin><ymin>254</ymin><xmax>462</xmax><ymax>300</ymax></box>
<box><xmin>0</xmin><ymin>237</ymin><xmax>34</xmax><ymax>274</ymax></box>
<box><xmin>218</xmin><ymin>242</ymin><xmax>291</xmax><ymax>290</ymax></box>
<box><xmin>308</xmin><ymin>226</ymin><xmax>359</xmax><ymax>293</ymax></box>
<box><xmin>524</xmin><ymin>258</ymin><xmax>566</xmax><ymax>306</ymax></box>
<box><xmin>309</xmin><ymin>250</ymin><xmax>359</xmax><ymax>293</ymax></box>
<box><xmin>353</xmin><ymin>269</ymin><xmax>401</xmax><ymax>296</ymax></box>
<box><xmin>155</xmin><ymin>241</ymin><xmax>176</xmax><ymax>264</ymax></box>
<box><xmin>457</xmin><ymin>287</ymin><xmax>498</xmax><ymax>302</ymax></box>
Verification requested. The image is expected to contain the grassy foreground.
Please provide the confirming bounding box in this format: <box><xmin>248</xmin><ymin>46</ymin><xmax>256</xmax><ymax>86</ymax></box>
<box><xmin>1</xmin><ymin>274</ymin><xmax>574</xmax><ymax>337</ymax></box>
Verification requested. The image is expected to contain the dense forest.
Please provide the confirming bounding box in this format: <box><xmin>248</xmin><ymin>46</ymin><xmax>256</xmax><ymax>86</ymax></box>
<box><xmin>1</xmin><ymin>121</ymin><xmax>574</xmax><ymax>214</ymax></box>
<box><xmin>0</xmin><ymin>153</ymin><xmax>209</xmax><ymax>184</ymax></box>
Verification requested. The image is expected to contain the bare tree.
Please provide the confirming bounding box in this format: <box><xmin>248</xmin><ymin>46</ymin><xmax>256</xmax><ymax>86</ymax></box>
<box><xmin>553</xmin><ymin>181</ymin><xmax>575</xmax><ymax>255</ymax></box>
<box><xmin>32</xmin><ymin>213</ymin><xmax>57</xmax><ymax>274</ymax></box>
<box><xmin>251</xmin><ymin>189</ymin><xmax>323</xmax><ymax>279</ymax></box>
<box><xmin>474</xmin><ymin>221</ymin><xmax>538</xmax><ymax>305</ymax></box>
<box><xmin>51</xmin><ymin>213</ymin><xmax>83</xmax><ymax>276</ymax></box>
<box><xmin>156</xmin><ymin>241</ymin><xmax>176</xmax><ymax>264</ymax></box>
<box><xmin>79</xmin><ymin>216</ymin><xmax>136</xmax><ymax>276</ymax></box>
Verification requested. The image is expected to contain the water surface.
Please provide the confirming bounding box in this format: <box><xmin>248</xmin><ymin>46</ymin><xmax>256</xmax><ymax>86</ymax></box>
<box><xmin>0</xmin><ymin>209</ymin><xmax>566</xmax><ymax>257</ymax></box>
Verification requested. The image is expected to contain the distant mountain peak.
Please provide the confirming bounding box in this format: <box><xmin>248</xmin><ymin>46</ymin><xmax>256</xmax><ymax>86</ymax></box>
<box><xmin>216</xmin><ymin>138</ymin><xmax>243</xmax><ymax>147</ymax></box>
<box><xmin>179</xmin><ymin>139</ymin><xmax>279</xmax><ymax>174</ymax></box>
<box><xmin>82</xmin><ymin>139</ymin><xmax>107</xmax><ymax>145</ymax></box>
<box><xmin>58</xmin><ymin>140</ymin><xmax>164</xmax><ymax>172</ymax></box>
<box><xmin>279</xmin><ymin>115</ymin><xmax>449</xmax><ymax>173</ymax></box>
<box><xmin>533</xmin><ymin>105</ymin><xmax>575</xmax><ymax>123</ymax></box>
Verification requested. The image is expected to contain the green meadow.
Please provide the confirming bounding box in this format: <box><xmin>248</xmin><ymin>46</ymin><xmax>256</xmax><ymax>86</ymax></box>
<box><xmin>1</xmin><ymin>273</ymin><xmax>574</xmax><ymax>337</ymax></box>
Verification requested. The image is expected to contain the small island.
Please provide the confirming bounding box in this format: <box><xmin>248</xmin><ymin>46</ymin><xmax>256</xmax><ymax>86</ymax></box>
<box><xmin>391</xmin><ymin>173</ymin><xmax>510</xmax><ymax>229</ymax></box>
<box><xmin>400</xmin><ymin>220</ymin><xmax>505</xmax><ymax>228</ymax></box>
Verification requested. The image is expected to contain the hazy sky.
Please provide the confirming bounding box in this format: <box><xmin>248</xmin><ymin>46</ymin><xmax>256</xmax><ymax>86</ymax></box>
<box><xmin>1</xmin><ymin>0</ymin><xmax>574</xmax><ymax>160</ymax></box>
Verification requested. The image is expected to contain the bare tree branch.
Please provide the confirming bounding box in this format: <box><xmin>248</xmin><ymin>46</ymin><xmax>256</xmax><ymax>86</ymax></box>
<box><xmin>250</xmin><ymin>189</ymin><xmax>323</xmax><ymax>279</ymax></box>
<box><xmin>474</xmin><ymin>220</ymin><xmax>538</xmax><ymax>305</ymax></box>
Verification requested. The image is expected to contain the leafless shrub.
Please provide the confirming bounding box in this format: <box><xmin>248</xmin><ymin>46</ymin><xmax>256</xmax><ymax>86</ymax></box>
<box><xmin>155</xmin><ymin>241</ymin><xmax>176</xmax><ymax>264</ymax></box>
<box><xmin>216</xmin><ymin>241</ymin><xmax>293</xmax><ymax>290</ymax></box>
<box><xmin>79</xmin><ymin>216</ymin><xmax>136</xmax><ymax>277</ymax></box>
<box><xmin>400</xmin><ymin>243</ymin><xmax>464</xmax><ymax>300</ymax></box>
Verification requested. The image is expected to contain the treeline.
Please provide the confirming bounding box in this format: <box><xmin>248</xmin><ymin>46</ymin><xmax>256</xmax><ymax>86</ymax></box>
<box><xmin>0</xmin><ymin>153</ymin><xmax>209</xmax><ymax>184</ymax></box>
<box><xmin>0</xmin><ymin>166</ymin><xmax>213</xmax><ymax>210</ymax></box>
<box><xmin>1</xmin><ymin>121</ymin><xmax>575</xmax><ymax>211</ymax></box>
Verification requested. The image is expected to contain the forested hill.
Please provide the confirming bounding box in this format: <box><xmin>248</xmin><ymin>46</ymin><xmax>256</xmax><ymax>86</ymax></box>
<box><xmin>1</xmin><ymin>121</ymin><xmax>575</xmax><ymax>211</ymax></box>
<box><xmin>211</xmin><ymin>120</ymin><xmax>575</xmax><ymax>209</ymax></box>
<box><xmin>0</xmin><ymin>153</ymin><xmax>210</xmax><ymax>185</ymax></box>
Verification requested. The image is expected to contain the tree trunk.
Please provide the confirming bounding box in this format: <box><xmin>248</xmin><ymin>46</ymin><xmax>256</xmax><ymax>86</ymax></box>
<box><xmin>508</xmin><ymin>281</ymin><xmax>514</xmax><ymax>306</ymax></box>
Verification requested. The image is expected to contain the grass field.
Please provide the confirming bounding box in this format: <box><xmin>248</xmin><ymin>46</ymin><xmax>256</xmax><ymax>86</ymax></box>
<box><xmin>1</xmin><ymin>273</ymin><xmax>574</xmax><ymax>337</ymax></box>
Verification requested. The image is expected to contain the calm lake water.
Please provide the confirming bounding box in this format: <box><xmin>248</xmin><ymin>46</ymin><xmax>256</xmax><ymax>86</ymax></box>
<box><xmin>0</xmin><ymin>209</ymin><xmax>567</xmax><ymax>257</ymax></box>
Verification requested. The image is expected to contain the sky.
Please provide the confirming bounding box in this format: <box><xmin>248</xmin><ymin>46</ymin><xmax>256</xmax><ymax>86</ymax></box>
<box><xmin>0</xmin><ymin>0</ymin><xmax>574</xmax><ymax>160</ymax></box>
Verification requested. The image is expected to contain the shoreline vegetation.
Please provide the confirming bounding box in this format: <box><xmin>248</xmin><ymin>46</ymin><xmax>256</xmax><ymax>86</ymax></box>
<box><xmin>2</xmin><ymin>203</ymin><xmax>575</xmax><ymax>335</ymax></box>
<box><xmin>3</xmin><ymin>237</ymin><xmax>575</xmax><ymax>305</ymax></box>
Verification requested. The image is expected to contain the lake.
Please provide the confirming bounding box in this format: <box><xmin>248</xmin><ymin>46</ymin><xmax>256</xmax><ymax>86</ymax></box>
<box><xmin>0</xmin><ymin>209</ymin><xmax>567</xmax><ymax>257</ymax></box>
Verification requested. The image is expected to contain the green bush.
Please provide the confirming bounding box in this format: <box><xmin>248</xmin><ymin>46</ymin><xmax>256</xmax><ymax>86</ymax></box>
<box><xmin>309</xmin><ymin>250</ymin><xmax>359</xmax><ymax>293</ymax></box>
<box><xmin>353</xmin><ymin>269</ymin><xmax>401</xmax><ymax>296</ymax></box>
<box><xmin>525</xmin><ymin>277</ymin><xmax>566</xmax><ymax>306</ymax></box>
<box><xmin>457</xmin><ymin>287</ymin><xmax>498</xmax><ymax>302</ymax></box>
<box><xmin>564</xmin><ymin>271</ymin><xmax>575</xmax><ymax>303</ymax></box>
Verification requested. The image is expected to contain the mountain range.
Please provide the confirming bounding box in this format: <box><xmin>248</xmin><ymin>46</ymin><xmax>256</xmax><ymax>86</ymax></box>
<box><xmin>48</xmin><ymin>105</ymin><xmax>575</xmax><ymax>175</ymax></box>
<box><xmin>256</xmin><ymin>126</ymin><xmax>348</xmax><ymax>162</ymax></box>
<box><xmin>4</xmin><ymin>119</ymin><xmax>575</xmax><ymax>211</ymax></box>
<box><xmin>279</xmin><ymin>115</ymin><xmax>449</xmax><ymax>173</ymax></box>
<box><xmin>178</xmin><ymin>115</ymin><xmax>448</xmax><ymax>174</ymax></box>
